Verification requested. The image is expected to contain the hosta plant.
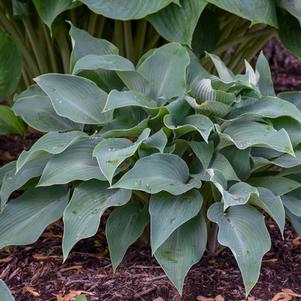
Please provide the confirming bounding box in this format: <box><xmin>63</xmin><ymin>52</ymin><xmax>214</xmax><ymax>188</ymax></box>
<box><xmin>1</xmin><ymin>27</ymin><xmax>301</xmax><ymax>295</ymax></box>
<box><xmin>1</xmin><ymin>0</ymin><xmax>301</xmax><ymax>134</ymax></box>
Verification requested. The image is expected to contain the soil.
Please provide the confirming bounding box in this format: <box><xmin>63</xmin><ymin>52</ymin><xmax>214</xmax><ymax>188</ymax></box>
<box><xmin>0</xmin><ymin>38</ymin><xmax>301</xmax><ymax>301</ymax></box>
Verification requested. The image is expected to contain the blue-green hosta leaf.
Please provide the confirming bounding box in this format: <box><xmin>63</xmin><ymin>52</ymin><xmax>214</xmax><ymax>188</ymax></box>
<box><xmin>287</xmin><ymin>210</ymin><xmax>301</xmax><ymax>236</ymax></box>
<box><xmin>148</xmin><ymin>0</ymin><xmax>207</xmax><ymax>46</ymax></box>
<box><xmin>208</xmin><ymin>203</ymin><xmax>271</xmax><ymax>295</ymax></box>
<box><xmin>271</xmin><ymin>148</ymin><xmax>301</xmax><ymax>168</ymax></box>
<box><xmin>13</xmin><ymin>85</ymin><xmax>81</xmax><ymax>132</ymax></box>
<box><xmin>143</xmin><ymin>129</ymin><xmax>168</xmax><ymax>153</ymax></box>
<box><xmin>117</xmin><ymin>71</ymin><xmax>151</xmax><ymax>95</ymax></box>
<box><xmin>189</xmin><ymin>141</ymin><xmax>214</xmax><ymax>169</ymax></box>
<box><xmin>0</xmin><ymin>280</ymin><xmax>14</xmax><ymax>301</ymax></box>
<box><xmin>16</xmin><ymin>131</ymin><xmax>88</xmax><ymax>172</ymax></box>
<box><xmin>69</xmin><ymin>24</ymin><xmax>118</xmax><ymax>67</ymax></box>
<box><xmin>80</xmin><ymin>0</ymin><xmax>175</xmax><ymax>20</ymax></box>
<box><xmin>38</xmin><ymin>139</ymin><xmax>105</xmax><ymax>186</ymax></box>
<box><xmin>207</xmin><ymin>0</ymin><xmax>278</xmax><ymax>27</ymax></box>
<box><xmin>112</xmin><ymin>153</ymin><xmax>201</xmax><ymax>195</ymax></box>
<box><xmin>222</xmin><ymin>147</ymin><xmax>251</xmax><ymax>181</ymax></box>
<box><xmin>278</xmin><ymin>8</ymin><xmax>301</xmax><ymax>60</ymax></box>
<box><xmin>206</xmin><ymin>52</ymin><xmax>234</xmax><ymax>83</ymax></box>
<box><xmin>0</xmin><ymin>105</ymin><xmax>25</xmax><ymax>135</ymax></box>
<box><xmin>164</xmin><ymin>114</ymin><xmax>214</xmax><ymax>142</ymax></box>
<box><xmin>35</xmin><ymin>74</ymin><xmax>112</xmax><ymax>125</ymax></box>
<box><xmin>93</xmin><ymin>128</ymin><xmax>150</xmax><ymax>184</ymax></box>
<box><xmin>0</xmin><ymin>186</ymin><xmax>68</xmax><ymax>249</ymax></box>
<box><xmin>251</xmin><ymin>187</ymin><xmax>285</xmax><ymax>235</ymax></box>
<box><xmin>103</xmin><ymin>90</ymin><xmax>158</xmax><ymax>113</ymax></box>
<box><xmin>248</xmin><ymin>176</ymin><xmax>301</xmax><ymax>196</ymax></box>
<box><xmin>255</xmin><ymin>52</ymin><xmax>275</xmax><ymax>96</ymax></box>
<box><xmin>282</xmin><ymin>189</ymin><xmax>301</xmax><ymax>217</ymax></box>
<box><xmin>138</xmin><ymin>43</ymin><xmax>190</xmax><ymax>100</ymax></box>
<box><xmin>33</xmin><ymin>0</ymin><xmax>79</xmax><ymax>29</ymax></box>
<box><xmin>0</xmin><ymin>161</ymin><xmax>15</xmax><ymax>188</ymax></box>
<box><xmin>222</xmin><ymin>182</ymin><xmax>258</xmax><ymax>210</ymax></box>
<box><xmin>190</xmin><ymin>78</ymin><xmax>236</xmax><ymax>105</ymax></box>
<box><xmin>218</xmin><ymin>120</ymin><xmax>294</xmax><ymax>155</ymax></box>
<box><xmin>0</xmin><ymin>154</ymin><xmax>51</xmax><ymax>211</ymax></box>
<box><xmin>276</xmin><ymin>0</ymin><xmax>301</xmax><ymax>25</ymax></box>
<box><xmin>228</xmin><ymin>97</ymin><xmax>301</xmax><ymax>123</ymax></box>
<box><xmin>150</xmin><ymin>190</ymin><xmax>203</xmax><ymax>254</ymax></box>
<box><xmin>72</xmin><ymin>54</ymin><xmax>135</xmax><ymax>74</ymax></box>
<box><xmin>185</xmin><ymin>95</ymin><xmax>231</xmax><ymax>117</ymax></box>
<box><xmin>0</xmin><ymin>32</ymin><xmax>21</xmax><ymax>99</ymax></box>
<box><xmin>63</xmin><ymin>180</ymin><xmax>131</xmax><ymax>260</ymax></box>
<box><xmin>210</xmin><ymin>153</ymin><xmax>239</xmax><ymax>181</ymax></box>
<box><xmin>278</xmin><ymin>91</ymin><xmax>301</xmax><ymax>109</ymax></box>
<box><xmin>106</xmin><ymin>202</ymin><xmax>149</xmax><ymax>270</ymax></box>
<box><xmin>154</xmin><ymin>214</ymin><xmax>207</xmax><ymax>294</ymax></box>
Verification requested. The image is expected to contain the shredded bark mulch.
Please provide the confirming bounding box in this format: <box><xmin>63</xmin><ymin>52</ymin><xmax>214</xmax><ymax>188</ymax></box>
<box><xmin>1</xmin><ymin>38</ymin><xmax>301</xmax><ymax>301</ymax></box>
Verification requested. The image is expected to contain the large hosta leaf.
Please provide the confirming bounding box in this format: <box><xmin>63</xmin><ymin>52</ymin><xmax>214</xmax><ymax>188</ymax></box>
<box><xmin>278</xmin><ymin>8</ymin><xmax>301</xmax><ymax>60</ymax></box>
<box><xmin>38</xmin><ymin>139</ymin><xmax>105</xmax><ymax>186</ymax></box>
<box><xmin>104</xmin><ymin>90</ymin><xmax>158</xmax><ymax>112</ymax></box>
<box><xmin>143</xmin><ymin>129</ymin><xmax>168</xmax><ymax>153</ymax></box>
<box><xmin>148</xmin><ymin>0</ymin><xmax>207</xmax><ymax>46</ymax></box>
<box><xmin>228</xmin><ymin>97</ymin><xmax>301</xmax><ymax>122</ymax></box>
<box><xmin>112</xmin><ymin>153</ymin><xmax>201</xmax><ymax>195</ymax></box>
<box><xmin>33</xmin><ymin>0</ymin><xmax>79</xmax><ymax>29</ymax></box>
<box><xmin>93</xmin><ymin>128</ymin><xmax>150</xmax><ymax>183</ymax></box>
<box><xmin>0</xmin><ymin>186</ymin><xmax>68</xmax><ymax>249</ymax></box>
<box><xmin>164</xmin><ymin>114</ymin><xmax>214</xmax><ymax>142</ymax></box>
<box><xmin>251</xmin><ymin>187</ymin><xmax>285</xmax><ymax>235</ymax></box>
<box><xmin>150</xmin><ymin>189</ymin><xmax>203</xmax><ymax>253</ymax></box>
<box><xmin>70</xmin><ymin>24</ymin><xmax>118</xmax><ymax>66</ymax></box>
<box><xmin>0</xmin><ymin>105</ymin><xmax>25</xmax><ymax>135</ymax></box>
<box><xmin>80</xmin><ymin>0</ymin><xmax>175</xmax><ymax>20</ymax></box>
<box><xmin>0</xmin><ymin>280</ymin><xmax>14</xmax><ymax>301</ymax></box>
<box><xmin>35</xmin><ymin>74</ymin><xmax>112</xmax><ymax>125</ymax></box>
<box><xmin>189</xmin><ymin>141</ymin><xmax>214</xmax><ymax>169</ymax></box>
<box><xmin>13</xmin><ymin>85</ymin><xmax>80</xmax><ymax>132</ymax></box>
<box><xmin>106</xmin><ymin>202</ymin><xmax>149</xmax><ymax>270</ymax></box>
<box><xmin>206</xmin><ymin>0</ymin><xmax>278</xmax><ymax>27</ymax></box>
<box><xmin>282</xmin><ymin>189</ymin><xmax>301</xmax><ymax>217</ymax></box>
<box><xmin>17</xmin><ymin>131</ymin><xmax>88</xmax><ymax>172</ymax></box>
<box><xmin>137</xmin><ymin>43</ymin><xmax>190</xmax><ymax>100</ymax></box>
<box><xmin>255</xmin><ymin>52</ymin><xmax>275</xmax><ymax>96</ymax></box>
<box><xmin>208</xmin><ymin>203</ymin><xmax>271</xmax><ymax>295</ymax></box>
<box><xmin>218</xmin><ymin>121</ymin><xmax>294</xmax><ymax>155</ymax></box>
<box><xmin>154</xmin><ymin>214</ymin><xmax>207</xmax><ymax>294</ymax></box>
<box><xmin>73</xmin><ymin>54</ymin><xmax>135</xmax><ymax>75</ymax></box>
<box><xmin>248</xmin><ymin>176</ymin><xmax>301</xmax><ymax>196</ymax></box>
<box><xmin>276</xmin><ymin>0</ymin><xmax>301</xmax><ymax>25</ymax></box>
<box><xmin>0</xmin><ymin>32</ymin><xmax>21</xmax><ymax>99</ymax></box>
<box><xmin>62</xmin><ymin>180</ymin><xmax>131</xmax><ymax>259</ymax></box>
<box><xmin>0</xmin><ymin>154</ymin><xmax>51</xmax><ymax>210</ymax></box>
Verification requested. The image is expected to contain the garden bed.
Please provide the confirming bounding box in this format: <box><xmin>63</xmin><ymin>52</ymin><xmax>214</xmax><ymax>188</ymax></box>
<box><xmin>1</xmin><ymin>39</ymin><xmax>301</xmax><ymax>301</ymax></box>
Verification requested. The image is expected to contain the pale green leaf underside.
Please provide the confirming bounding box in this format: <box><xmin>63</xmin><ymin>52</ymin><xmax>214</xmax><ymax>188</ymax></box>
<box><xmin>0</xmin><ymin>280</ymin><xmax>14</xmax><ymax>301</ymax></box>
<box><xmin>80</xmin><ymin>0</ymin><xmax>176</xmax><ymax>20</ymax></box>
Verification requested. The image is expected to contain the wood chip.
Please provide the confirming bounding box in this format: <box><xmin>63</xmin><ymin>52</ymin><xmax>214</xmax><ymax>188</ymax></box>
<box><xmin>0</xmin><ymin>256</ymin><xmax>13</xmax><ymax>263</ymax></box>
<box><xmin>270</xmin><ymin>289</ymin><xmax>301</xmax><ymax>301</ymax></box>
<box><xmin>292</xmin><ymin>236</ymin><xmax>301</xmax><ymax>246</ymax></box>
<box><xmin>196</xmin><ymin>296</ymin><xmax>224</xmax><ymax>301</ymax></box>
<box><xmin>59</xmin><ymin>265</ymin><xmax>83</xmax><ymax>272</ymax></box>
<box><xmin>33</xmin><ymin>254</ymin><xmax>60</xmax><ymax>261</ymax></box>
<box><xmin>60</xmin><ymin>290</ymin><xmax>94</xmax><ymax>301</ymax></box>
<box><xmin>153</xmin><ymin>298</ymin><xmax>165</xmax><ymax>301</ymax></box>
<box><xmin>22</xmin><ymin>286</ymin><xmax>40</xmax><ymax>297</ymax></box>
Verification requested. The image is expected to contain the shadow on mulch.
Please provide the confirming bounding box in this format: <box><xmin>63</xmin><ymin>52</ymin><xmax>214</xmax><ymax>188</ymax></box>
<box><xmin>1</xmin><ymin>38</ymin><xmax>301</xmax><ymax>301</ymax></box>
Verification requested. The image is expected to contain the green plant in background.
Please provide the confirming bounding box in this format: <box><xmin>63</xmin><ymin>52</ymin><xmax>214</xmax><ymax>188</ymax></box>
<box><xmin>0</xmin><ymin>0</ymin><xmax>301</xmax><ymax>134</ymax></box>
<box><xmin>1</xmin><ymin>28</ymin><xmax>301</xmax><ymax>295</ymax></box>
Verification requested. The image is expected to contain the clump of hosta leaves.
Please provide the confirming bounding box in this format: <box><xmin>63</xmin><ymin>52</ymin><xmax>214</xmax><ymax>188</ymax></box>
<box><xmin>1</xmin><ymin>25</ymin><xmax>301</xmax><ymax>296</ymax></box>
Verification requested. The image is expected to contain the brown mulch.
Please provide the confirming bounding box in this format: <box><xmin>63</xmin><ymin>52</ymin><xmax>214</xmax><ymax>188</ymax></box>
<box><xmin>1</xmin><ymin>38</ymin><xmax>301</xmax><ymax>301</ymax></box>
